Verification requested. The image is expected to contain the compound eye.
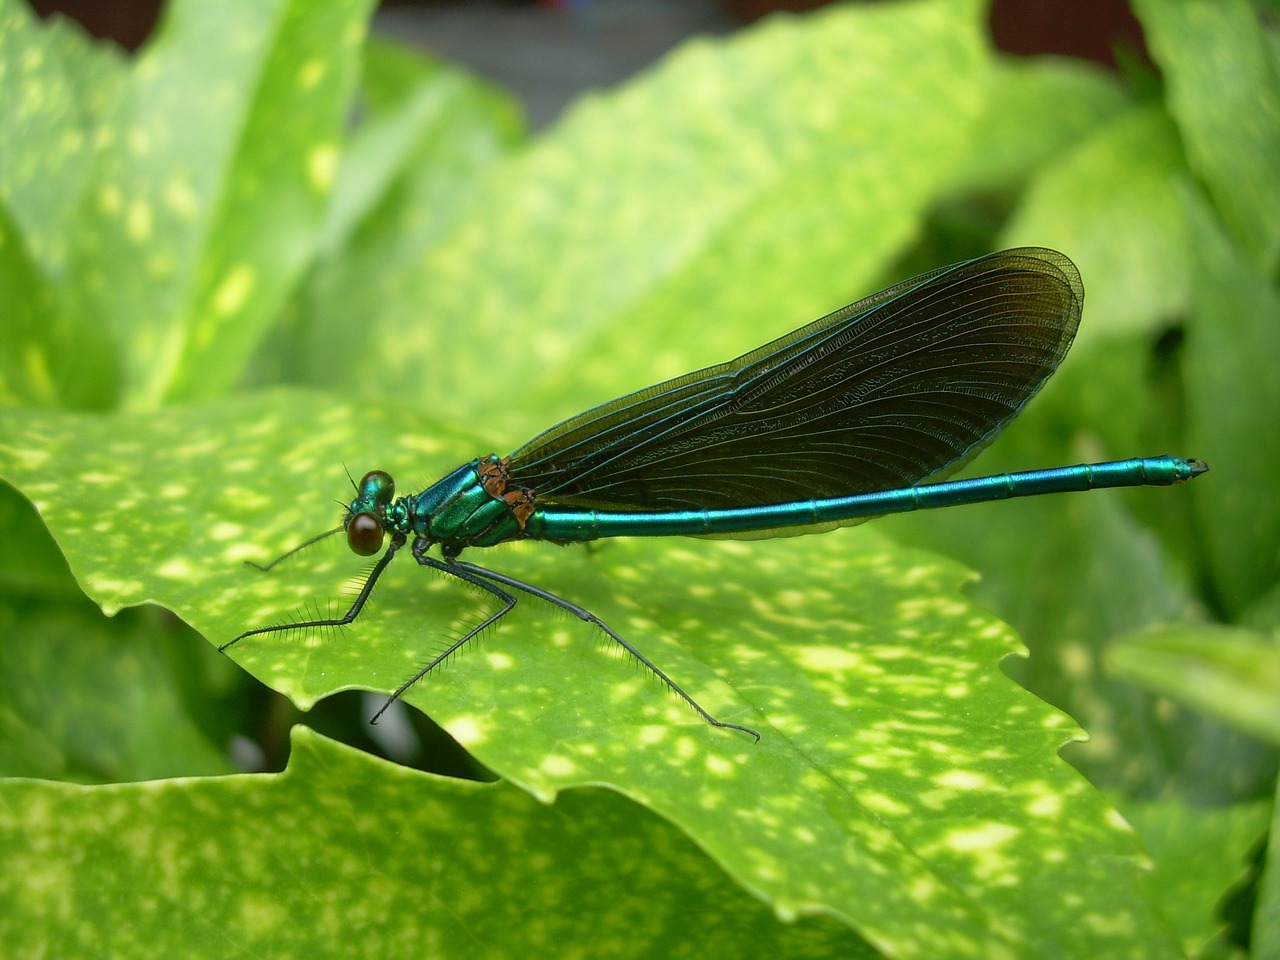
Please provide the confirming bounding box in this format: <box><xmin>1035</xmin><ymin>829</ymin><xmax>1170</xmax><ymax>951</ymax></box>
<box><xmin>346</xmin><ymin>512</ymin><xmax>385</xmax><ymax>556</ymax></box>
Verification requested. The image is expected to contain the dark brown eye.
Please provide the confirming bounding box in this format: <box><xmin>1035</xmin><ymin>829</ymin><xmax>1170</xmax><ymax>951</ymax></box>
<box><xmin>346</xmin><ymin>512</ymin><xmax>384</xmax><ymax>556</ymax></box>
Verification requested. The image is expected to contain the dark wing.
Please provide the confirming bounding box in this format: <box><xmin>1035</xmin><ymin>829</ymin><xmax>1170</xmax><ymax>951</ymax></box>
<box><xmin>506</xmin><ymin>248</ymin><xmax>1082</xmax><ymax>512</ymax></box>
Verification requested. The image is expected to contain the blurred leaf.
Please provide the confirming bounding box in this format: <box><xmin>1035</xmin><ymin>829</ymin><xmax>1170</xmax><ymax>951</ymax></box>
<box><xmin>1256</xmin><ymin>772</ymin><xmax>1280</xmax><ymax>957</ymax></box>
<box><xmin>0</xmin><ymin>726</ymin><xmax>879</xmax><ymax>959</ymax></box>
<box><xmin>0</xmin><ymin>199</ymin><xmax>84</xmax><ymax>407</ymax></box>
<box><xmin>1241</xmin><ymin>580</ymin><xmax>1280</xmax><ymax>635</ymax></box>
<box><xmin>1117</xmin><ymin>795</ymin><xmax>1271</xmax><ymax>956</ymax></box>
<box><xmin>316</xmin><ymin>0</ymin><xmax>992</xmax><ymax>437</ymax></box>
<box><xmin>847</xmin><ymin>56</ymin><xmax>1132</xmax><ymax>285</ymax></box>
<box><xmin>1001</xmin><ymin>105</ymin><xmax>1190</xmax><ymax>344</ymax></box>
<box><xmin>0</xmin><ymin>483</ymin><xmax>78</xmax><ymax>600</ymax></box>
<box><xmin>270</xmin><ymin>37</ymin><xmax>524</xmax><ymax>389</ymax></box>
<box><xmin>57</xmin><ymin>0</ymin><xmax>377</xmax><ymax>407</ymax></box>
<box><xmin>1134</xmin><ymin>0</ymin><xmax>1280</xmax><ymax>270</ymax></box>
<box><xmin>1108</xmin><ymin>624</ymin><xmax>1280</xmax><ymax>746</ymax></box>
<box><xmin>321</xmin><ymin>37</ymin><xmax>523</xmax><ymax>250</ymax></box>
<box><xmin>0</xmin><ymin>6</ymin><xmax>121</xmax><ymax>408</ymax></box>
<box><xmin>0</xmin><ymin>395</ymin><xmax>1182</xmax><ymax>957</ymax></box>
<box><xmin>948</xmin><ymin>55</ymin><xmax>1130</xmax><ymax>196</ymax></box>
<box><xmin>1181</xmin><ymin>186</ymin><xmax>1280</xmax><ymax>618</ymax></box>
<box><xmin>0</xmin><ymin>599</ymin><xmax>236</xmax><ymax>782</ymax></box>
<box><xmin>0</xmin><ymin>0</ymin><xmax>125</xmax><ymax>272</ymax></box>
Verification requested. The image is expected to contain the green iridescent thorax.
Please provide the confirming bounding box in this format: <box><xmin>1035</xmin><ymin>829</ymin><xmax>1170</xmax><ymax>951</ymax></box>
<box><xmin>403</xmin><ymin>456</ymin><xmax>532</xmax><ymax>549</ymax></box>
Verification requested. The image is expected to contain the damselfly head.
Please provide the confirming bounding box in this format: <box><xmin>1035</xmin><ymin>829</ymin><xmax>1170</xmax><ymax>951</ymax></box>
<box><xmin>345</xmin><ymin>470</ymin><xmax>396</xmax><ymax>556</ymax></box>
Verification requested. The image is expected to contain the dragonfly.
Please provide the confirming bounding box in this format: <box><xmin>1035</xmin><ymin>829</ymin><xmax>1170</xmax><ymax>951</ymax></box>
<box><xmin>222</xmin><ymin>248</ymin><xmax>1207</xmax><ymax>741</ymax></box>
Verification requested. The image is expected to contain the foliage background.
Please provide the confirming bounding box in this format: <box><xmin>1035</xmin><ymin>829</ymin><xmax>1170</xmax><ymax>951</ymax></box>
<box><xmin>1</xmin><ymin>0</ymin><xmax>1277</xmax><ymax>957</ymax></box>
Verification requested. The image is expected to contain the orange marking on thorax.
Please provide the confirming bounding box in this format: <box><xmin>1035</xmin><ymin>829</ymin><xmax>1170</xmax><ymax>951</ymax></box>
<box><xmin>479</xmin><ymin>456</ymin><xmax>536</xmax><ymax>528</ymax></box>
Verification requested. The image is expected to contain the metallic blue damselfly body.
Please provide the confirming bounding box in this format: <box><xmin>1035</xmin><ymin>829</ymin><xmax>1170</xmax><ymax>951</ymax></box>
<box><xmin>222</xmin><ymin>249</ymin><xmax>1207</xmax><ymax>740</ymax></box>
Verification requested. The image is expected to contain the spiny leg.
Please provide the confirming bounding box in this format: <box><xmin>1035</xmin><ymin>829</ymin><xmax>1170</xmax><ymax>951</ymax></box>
<box><xmin>450</xmin><ymin>557</ymin><xmax>761</xmax><ymax>741</ymax></box>
<box><xmin>366</xmin><ymin>540</ymin><xmax>520</xmax><ymax>725</ymax></box>
<box><xmin>220</xmin><ymin>539</ymin><xmax>403</xmax><ymax>652</ymax></box>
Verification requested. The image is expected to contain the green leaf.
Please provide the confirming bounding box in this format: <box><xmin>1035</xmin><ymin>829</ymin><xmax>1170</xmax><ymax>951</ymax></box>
<box><xmin>0</xmin><ymin>6</ymin><xmax>122</xmax><ymax>409</ymax></box>
<box><xmin>0</xmin><ymin>0</ymin><xmax>125</xmax><ymax>271</ymax></box>
<box><xmin>58</xmin><ymin>0</ymin><xmax>378</xmax><ymax>407</ymax></box>
<box><xmin>1001</xmin><ymin>105</ymin><xmax>1191</xmax><ymax>344</ymax></box>
<box><xmin>270</xmin><ymin>37</ymin><xmax>523</xmax><ymax>390</ymax></box>
<box><xmin>1108</xmin><ymin>624</ymin><xmax>1280</xmax><ymax>745</ymax></box>
<box><xmin>0</xmin><ymin>598</ymin><xmax>237</xmax><ymax>782</ymax></box>
<box><xmin>1256</xmin><ymin>771</ymin><xmax>1280</xmax><ymax>957</ymax></box>
<box><xmin>1181</xmin><ymin>186</ymin><xmax>1280</xmax><ymax>617</ymax></box>
<box><xmin>0</xmin><ymin>481</ymin><xmax>79</xmax><ymax>600</ymax></box>
<box><xmin>321</xmin><ymin>36</ymin><xmax>522</xmax><ymax>250</ymax></box>
<box><xmin>0</xmin><ymin>395</ymin><xmax>1183</xmax><ymax>957</ymax></box>
<box><xmin>1133</xmin><ymin>0</ymin><xmax>1280</xmax><ymax>270</ymax></box>
<box><xmin>886</xmin><ymin>431</ymin><xmax>1211</xmax><ymax>796</ymax></box>
<box><xmin>878</xmin><ymin>310</ymin><xmax>1213</xmax><ymax>797</ymax></box>
<box><xmin>0</xmin><ymin>198</ymin><xmax>100</xmax><ymax>408</ymax></box>
<box><xmin>1117</xmin><ymin>795</ymin><xmax>1271</xmax><ymax>955</ymax></box>
<box><xmin>318</xmin><ymin>0</ymin><xmax>993</xmax><ymax>435</ymax></box>
<box><xmin>0</xmin><ymin>727</ymin><xmax>880</xmax><ymax>958</ymax></box>
<box><xmin>5</xmin><ymin>0</ymin><xmax>1270</xmax><ymax>948</ymax></box>
<box><xmin>947</xmin><ymin>55</ymin><xmax>1130</xmax><ymax>196</ymax></box>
